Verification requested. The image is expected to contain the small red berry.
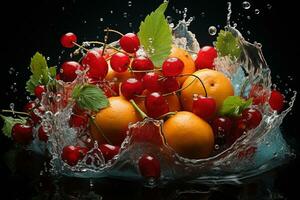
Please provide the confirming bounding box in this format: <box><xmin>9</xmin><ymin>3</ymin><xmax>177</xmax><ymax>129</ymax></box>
<box><xmin>119</xmin><ymin>33</ymin><xmax>140</xmax><ymax>53</ymax></box>
<box><xmin>60</xmin><ymin>32</ymin><xmax>77</xmax><ymax>48</ymax></box>
<box><xmin>162</xmin><ymin>57</ymin><xmax>184</xmax><ymax>77</ymax></box>
<box><xmin>192</xmin><ymin>95</ymin><xmax>217</xmax><ymax>121</ymax></box>
<box><xmin>99</xmin><ymin>144</ymin><xmax>120</xmax><ymax>162</ymax></box>
<box><xmin>159</xmin><ymin>77</ymin><xmax>180</xmax><ymax>93</ymax></box>
<box><xmin>142</xmin><ymin>72</ymin><xmax>162</xmax><ymax>92</ymax></box>
<box><xmin>23</xmin><ymin>101</ymin><xmax>36</xmax><ymax>113</ymax></box>
<box><xmin>195</xmin><ymin>46</ymin><xmax>217</xmax><ymax>69</ymax></box>
<box><xmin>131</xmin><ymin>56</ymin><xmax>154</xmax><ymax>79</ymax></box>
<box><xmin>212</xmin><ymin>117</ymin><xmax>232</xmax><ymax>145</ymax></box>
<box><xmin>61</xmin><ymin>145</ymin><xmax>81</xmax><ymax>166</ymax></box>
<box><xmin>12</xmin><ymin>123</ymin><xmax>33</xmax><ymax>144</ymax></box>
<box><xmin>38</xmin><ymin>126</ymin><xmax>48</xmax><ymax>142</ymax></box>
<box><xmin>120</xmin><ymin>78</ymin><xmax>144</xmax><ymax>100</ymax></box>
<box><xmin>138</xmin><ymin>154</ymin><xmax>160</xmax><ymax>179</ymax></box>
<box><xmin>69</xmin><ymin>114</ymin><xmax>88</xmax><ymax>129</ymax></box>
<box><xmin>249</xmin><ymin>85</ymin><xmax>268</xmax><ymax>105</ymax></box>
<box><xmin>82</xmin><ymin>50</ymin><xmax>108</xmax><ymax>80</ymax></box>
<box><xmin>60</xmin><ymin>61</ymin><xmax>83</xmax><ymax>82</ymax></box>
<box><xmin>145</xmin><ymin>92</ymin><xmax>169</xmax><ymax>118</ymax></box>
<box><xmin>110</xmin><ymin>52</ymin><xmax>130</xmax><ymax>73</ymax></box>
<box><xmin>34</xmin><ymin>85</ymin><xmax>46</xmax><ymax>99</ymax></box>
<box><xmin>269</xmin><ymin>90</ymin><xmax>285</xmax><ymax>112</ymax></box>
<box><xmin>241</xmin><ymin>108</ymin><xmax>262</xmax><ymax>129</ymax></box>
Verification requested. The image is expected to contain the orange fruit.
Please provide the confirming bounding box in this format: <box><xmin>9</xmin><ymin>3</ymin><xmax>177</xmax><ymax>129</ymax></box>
<box><xmin>166</xmin><ymin>93</ymin><xmax>181</xmax><ymax>112</ymax></box>
<box><xmin>106</xmin><ymin>66</ymin><xmax>133</xmax><ymax>83</ymax></box>
<box><xmin>169</xmin><ymin>46</ymin><xmax>196</xmax><ymax>84</ymax></box>
<box><xmin>162</xmin><ymin>111</ymin><xmax>214</xmax><ymax>159</ymax></box>
<box><xmin>91</xmin><ymin>96</ymin><xmax>139</xmax><ymax>145</ymax></box>
<box><xmin>180</xmin><ymin>69</ymin><xmax>234</xmax><ymax>111</ymax></box>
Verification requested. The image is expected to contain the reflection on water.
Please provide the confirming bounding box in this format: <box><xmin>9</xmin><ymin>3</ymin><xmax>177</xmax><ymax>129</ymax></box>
<box><xmin>1</xmin><ymin>148</ymin><xmax>293</xmax><ymax>200</ymax></box>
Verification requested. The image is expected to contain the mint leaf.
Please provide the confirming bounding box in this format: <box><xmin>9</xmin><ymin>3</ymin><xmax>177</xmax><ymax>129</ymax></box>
<box><xmin>138</xmin><ymin>2</ymin><xmax>172</xmax><ymax>67</ymax></box>
<box><xmin>0</xmin><ymin>115</ymin><xmax>27</xmax><ymax>138</ymax></box>
<box><xmin>72</xmin><ymin>84</ymin><xmax>109</xmax><ymax>112</ymax></box>
<box><xmin>219</xmin><ymin>96</ymin><xmax>252</xmax><ymax>117</ymax></box>
<box><xmin>215</xmin><ymin>30</ymin><xmax>241</xmax><ymax>59</ymax></box>
<box><xmin>25</xmin><ymin>52</ymin><xmax>56</xmax><ymax>95</ymax></box>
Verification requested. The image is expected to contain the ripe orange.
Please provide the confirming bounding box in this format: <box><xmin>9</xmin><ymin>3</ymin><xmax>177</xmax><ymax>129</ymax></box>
<box><xmin>162</xmin><ymin>111</ymin><xmax>214</xmax><ymax>159</ymax></box>
<box><xmin>169</xmin><ymin>46</ymin><xmax>196</xmax><ymax>84</ymax></box>
<box><xmin>180</xmin><ymin>69</ymin><xmax>234</xmax><ymax>111</ymax></box>
<box><xmin>106</xmin><ymin>66</ymin><xmax>133</xmax><ymax>83</ymax></box>
<box><xmin>90</xmin><ymin>96</ymin><xmax>139</xmax><ymax>145</ymax></box>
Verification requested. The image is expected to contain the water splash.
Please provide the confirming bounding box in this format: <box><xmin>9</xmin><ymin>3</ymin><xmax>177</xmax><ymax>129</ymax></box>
<box><xmin>227</xmin><ymin>2</ymin><xmax>232</xmax><ymax>27</ymax></box>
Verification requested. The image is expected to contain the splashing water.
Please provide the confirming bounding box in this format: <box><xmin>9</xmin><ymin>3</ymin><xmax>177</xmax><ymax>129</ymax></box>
<box><xmin>242</xmin><ymin>1</ymin><xmax>251</xmax><ymax>10</ymax></box>
<box><xmin>208</xmin><ymin>26</ymin><xmax>217</xmax><ymax>36</ymax></box>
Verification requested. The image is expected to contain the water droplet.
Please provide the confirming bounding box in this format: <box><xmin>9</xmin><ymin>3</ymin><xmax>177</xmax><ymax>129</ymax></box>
<box><xmin>267</xmin><ymin>4</ymin><xmax>272</xmax><ymax>10</ymax></box>
<box><xmin>8</xmin><ymin>67</ymin><xmax>15</xmax><ymax>75</ymax></box>
<box><xmin>208</xmin><ymin>26</ymin><xmax>217</xmax><ymax>35</ymax></box>
<box><xmin>128</xmin><ymin>1</ymin><xmax>132</xmax><ymax>7</ymax></box>
<box><xmin>233</xmin><ymin>23</ymin><xmax>237</xmax><ymax>28</ymax></box>
<box><xmin>215</xmin><ymin>144</ymin><xmax>220</xmax><ymax>150</ymax></box>
<box><xmin>169</xmin><ymin>23</ymin><xmax>174</xmax><ymax>28</ymax></box>
<box><xmin>100</xmin><ymin>18</ymin><xmax>103</xmax><ymax>22</ymax></box>
<box><xmin>123</xmin><ymin>12</ymin><xmax>127</xmax><ymax>18</ymax></box>
<box><xmin>201</xmin><ymin>12</ymin><xmax>205</xmax><ymax>17</ymax></box>
<box><xmin>146</xmin><ymin>177</ymin><xmax>157</xmax><ymax>187</ymax></box>
<box><xmin>247</xmin><ymin>15</ymin><xmax>251</xmax><ymax>20</ymax></box>
<box><xmin>247</xmin><ymin>30</ymin><xmax>251</xmax><ymax>35</ymax></box>
<box><xmin>62</xmin><ymin>7</ymin><xmax>65</xmax><ymax>11</ymax></box>
<box><xmin>129</xmin><ymin>22</ymin><xmax>132</xmax><ymax>28</ymax></box>
<box><xmin>9</xmin><ymin>103</ymin><xmax>15</xmax><ymax>111</ymax></box>
<box><xmin>254</xmin><ymin>9</ymin><xmax>260</xmax><ymax>15</ymax></box>
<box><xmin>110</xmin><ymin>10</ymin><xmax>113</xmax><ymax>14</ymax></box>
<box><xmin>242</xmin><ymin>1</ymin><xmax>251</xmax><ymax>10</ymax></box>
<box><xmin>46</xmin><ymin>57</ymin><xmax>50</xmax><ymax>61</ymax></box>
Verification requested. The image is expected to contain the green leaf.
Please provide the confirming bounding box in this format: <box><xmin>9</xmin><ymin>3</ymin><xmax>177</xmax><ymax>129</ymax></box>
<box><xmin>0</xmin><ymin>115</ymin><xmax>27</xmax><ymax>138</ymax></box>
<box><xmin>49</xmin><ymin>66</ymin><xmax>57</xmax><ymax>78</ymax></box>
<box><xmin>72</xmin><ymin>84</ymin><xmax>109</xmax><ymax>112</ymax></box>
<box><xmin>215</xmin><ymin>30</ymin><xmax>241</xmax><ymax>59</ymax></box>
<box><xmin>138</xmin><ymin>2</ymin><xmax>172</xmax><ymax>67</ymax></box>
<box><xmin>219</xmin><ymin>96</ymin><xmax>252</xmax><ymax>117</ymax></box>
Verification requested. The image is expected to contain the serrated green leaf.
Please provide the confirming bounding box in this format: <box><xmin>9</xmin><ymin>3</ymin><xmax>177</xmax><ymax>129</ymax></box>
<box><xmin>215</xmin><ymin>30</ymin><xmax>241</xmax><ymax>59</ymax></box>
<box><xmin>0</xmin><ymin>115</ymin><xmax>27</xmax><ymax>138</ymax></box>
<box><xmin>72</xmin><ymin>84</ymin><xmax>109</xmax><ymax>112</ymax></box>
<box><xmin>219</xmin><ymin>96</ymin><xmax>252</xmax><ymax>117</ymax></box>
<box><xmin>138</xmin><ymin>2</ymin><xmax>172</xmax><ymax>67</ymax></box>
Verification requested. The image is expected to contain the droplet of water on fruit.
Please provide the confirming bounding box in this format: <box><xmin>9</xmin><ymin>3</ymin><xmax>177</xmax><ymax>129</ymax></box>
<box><xmin>123</xmin><ymin>12</ymin><xmax>127</xmax><ymax>18</ymax></box>
<box><xmin>254</xmin><ymin>9</ymin><xmax>260</xmax><ymax>15</ymax></box>
<box><xmin>267</xmin><ymin>4</ymin><xmax>272</xmax><ymax>10</ymax></box>
<box><xmin>208</xmin><ymin>26</ymin><xmax>217</xmax><ymax>35</ymax></box>
<box><xmin>242</xmin><ymin>1</ymin><xmax>251</xmax><ymax>10</ymax></box>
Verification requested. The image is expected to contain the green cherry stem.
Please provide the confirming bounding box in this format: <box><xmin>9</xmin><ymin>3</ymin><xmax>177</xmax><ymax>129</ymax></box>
<box><xmin>71</xmin><ymin>42</ymin><xmax>90</xmax><ymax>52</ymax></box>
<box><xmin>129</xmin><ymin>99</ymin><xmax>148</xmax><ymax>120</ymax></box>
<box><xmin>88</xmin><ymin>114</ymin><xmax>112</xmax><ymax>145</ymax></box>
<box><xmin>1</xmin><ymin>109</ymin><xmax>31</xmax><ymax>117</ymax></box>
<box><xmin>101</xmin><ymin>27</ymin><xmax>110</xmax><ymax>56</ymax></box>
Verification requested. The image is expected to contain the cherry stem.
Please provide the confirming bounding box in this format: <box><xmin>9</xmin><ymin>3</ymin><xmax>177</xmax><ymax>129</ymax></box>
<box><xmin>88</xmin><ymin>114</ymin><xmax>112</xmax><ymax>145</ymax></box>
<box><xmin>87</xmin><ymin>41</ymin><xmax>125</xmax><ymax>54</ymax></box>
<box><xmin>157</xmin><ymin>112</ymin><xmax>176</xmax><ymax>119</ymax></box>
<box><xmin>176</xmin><ymin>74</ymin><xmax>208</xmax><ymax>97</ymax></box>
<box><xmin>1</xmin><ymin>109</ymin><xmax>30</xmax><ymax>117</ymax></box>
<box><xmin>102</xmin><ymin>28</ymin><xmax>110</xmax><ymax>56</ymax></box>
<box><xmin>129</xmin><ymin>68</ymin><xmax>162</xmax><ymax>73</ymax></box>
<box><xmin>129</xmin><ymin>99</ymin><xmax>148</xmax><ymax>119</ymax></box>
<box><xmin>72</xmin><ymin>42</ymin><xmax>89</xmax><ymax>52</ymax></box>
<box><xmin>104</xmin><ymin>28</ymin><xmax>124</xmax><ymax>37</ymax></box>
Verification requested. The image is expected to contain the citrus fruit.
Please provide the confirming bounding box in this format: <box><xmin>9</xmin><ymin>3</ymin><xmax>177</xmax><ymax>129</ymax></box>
<box><xmin>162</xmin><ymin>111</ymin><xmax>214</xmax><ymax>159</ymax></box>
<box><xmin>91</xmin><ymin>96</ymin><xmax>139</xmax><ymax>145</ymax></box>
<box><xmin>181</xmin><ymin>69</ymin><xmax>234</xmax><ymax>111</ymax></box>
<box><xmin>106</xmin><ymin>66</ymin><xmax>133</xmax><ymax>83</ymax></box>
<box><xmin>169</xmin><ymin>46</ymin><xmax>196</xmax><ymax>84</ymax></box>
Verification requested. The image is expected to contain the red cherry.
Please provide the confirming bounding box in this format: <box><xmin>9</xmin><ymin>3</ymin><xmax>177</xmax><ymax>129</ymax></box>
<box><xmin>159</xmin><ymin>77</ymin><xmax>180</xmax><ymax>93</ymax></box>
<box><xmin>241</xmin><ymin>108</ymin><xmax>262</xmax><ymax>129</ymax></box>
<box><xmin>34</xmin><ymin>85</ymin><xmax>46</xmax><ymax>99</ymax></box>
<box><xmin>142</xmin><ymin>72</ymin><xmax>162</xmax><ymax>92</ymax></box>
<box><xmin>249</xmin><ymin>85</ymin><xmax>268</xmax><ymax>105</ymax></box>
<box><xmin>138</xmin><ymin>154</ymin><xmax>160</xmax><ymax>179</ymax></box>
<box><xmin>110</xmin><ymin>52</ymin><xmax>130</xmax><ymax>73</ymax></box>
<box><xmin>92</xmin><ymin>48</ymin><xmax>111</xmax><ymax>60</ymax></box>
<box><xmin>12</xmin><ymin>123</ymin><xmax>33</xmax><ymax>144</ymax></box>
<box><xmin>82</xmin><ymin>50</ymin><xmax>108</xmax><ymax>80</ymax></box>
<box><xmin>145</xmin><ymin>92</ymin><xmax>169</xmax><ymax>118</ymax></box>
<box><xmin>119</xmin><ymin>33</ymin><xmax>140</xmax><ymax>53</ymax></box>
<box><xmin>269</xmin><ymin>90</ymin><xmax>285</xmax><ymax>112</ymax></box>
<box><xmin>99</xmin><ymin>144</ymin><xmax>120</xmax><ymax>162</ymax></box>
<box><xmin>61</xmin><ymin>145</ymin><xmax>81</xmax><ymax>166</ymax></box>
<box><xmin>212</xmin><ymin>117</ymin><xmax>232</xmax><ymax>145</ymax></box>
<box><xmin>120</xmin><ymin>78</ymin><xmax>144</xmax><ymax>99</ymax></box>
<box><xmin>60</xmin><ymin>61</ymin><xmax>83</xmax><ymax>82</ymax></box>
<box><xmin>38</xmin><ymin>126</ymin><xmax>48</xmax><ymax>142</ymax></box>
<box><xmin>23</xmin><ymin>101</ymin><xmax>36</xmax><ymax>113</ymax></box>
<box><xmin>30</xmin><ymin>106</ymin><xmax>45</xmax><ymax>124</ymax></box>
<box><xmin>162</xmin><ymin>57</ymin><xmax>184</xmax><ymax>77</ymax></box>
<box><xmin>195</xmin><ymin>46</ymin><xmax>217</xmax><ymax>69</ymax></box>
<box><xmin>132</xmin><ymin>56</ymin><xmax>154</xmax><ymax>79</ymax></box>
<box><xmin>192</xmin><ymin>95</ymin><xmax>217</xmax><ymax>121</ymax></box>
<box><xmin>69</xmin><ymin>114</ymin><xmax>88</xmax><ymax>129</ymax></box>
<box><xmin>230</xmin><ymin>118</ymin><xmax>248</xmax><ymax>143</ymax></box>
<box><xmin>77</xmin><ymin>146</ymin><xmax>89</xmax><ymax>159</ymax></box>
<box><xmin>60</xmin><ymin>32</ymin><xmax>77</xmax><ymax>48</ymax></box>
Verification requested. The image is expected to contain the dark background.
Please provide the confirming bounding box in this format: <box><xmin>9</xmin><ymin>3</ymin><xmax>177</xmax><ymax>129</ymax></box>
<box><xmin>0</xmin><ymin>0</ymin><xmax>299</xmax><ymax>199</ymax></box>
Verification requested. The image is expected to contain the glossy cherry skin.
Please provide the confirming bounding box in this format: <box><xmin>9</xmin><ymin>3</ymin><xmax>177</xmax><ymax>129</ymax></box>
<box><xmin>60</xmin><ymin>32</ymin><xmax>77</xmax><ymax>48</ymax></box>
<box><xmin>60</xmin><ymin>61</ymin><xmax>83</xmax><ymax>82</ymax></box>
<box><xmin>30</xmin><ymin>106</ymin><xmax>45</xmax><ymax>124</ymax></box>
<box><xmin>12</xmin><ymin>123</ymin><xmax>33</xmax><ymax>144</ymax></box>
<box><xmin>162</xmin><ymin>57</ymin><xmax>184</xmax><ymax>77</ymax></box>
<box><xmin>145</xmin><ymin>92</ymin><xmax>169</xmax><ymax>118</ymax></box>
<box><xmin>138</xmin><ymin>154</ymin><xmax>161</xmax><ymax>179</ymax></box>
<box><xmin>99</xmin><ymin>144</ymin><xmax>120</xmax><ymax>162</ymax></box>
<box><xmin>110</xmin><ymin>52</ymin><xmax>130</xmax><ymax>73</ymax></box>
<box><xmin>34</xmin><ymin>85</ymin><xmax>46</xmax><ymax>99</ymax></box>
<box><xmin>82</xmin><ymin>50</ymin><xmax>108</xmax><ymax>80</ymax></box>
<box><xmin>120</xmin><ymin>78</ymin><xmax>144</xmax><ymax>99</ymax></box>
<box><xmin>61</xmin><ymin>145</ymin><xmax>81</xmax><ymax>166</ymax></box>
<box><xmin>38</xmin><ymin>126</ymin><xmax>48</xmax><ymax>142</ymax></box>
<box><xmin>159</xmin><ymin>77</ymin><xmax>180</xmax><ymax>93</ymax></box>
<box><xmin>131</xmin><ymin>56</ymin><xmax>154</xmax><ymax>79</ymax></box>
<box><xmin>142</xmin><ymin>72</ymin><xmax>162</xmax><ymax>92</ymax></box>
<box><xmin>195</xmin><ymin>46</ymin><xmax>217</xmax><ymax>69</ymax></box>
<box><xmin>212</xmin><ymin>117</ymin><xmax>233</xmax><ymax>145</ymax></box>
<box><xmin>23</xmin><ymin>101</ymin><xmax>36</xmax><ymax>113</ymax></box>
<box><xmin>192</xmin><ymin>95</ymin><xmax>217</xmax><ymax>121</ymax></box>
<box><xmin>69</xmin><ymin>114</ymin><xmax>88</xmax><ymax>129</ymax></box>
<box><xmin>241</xmin><ymin>108</ymin><xmax>262</xmax><ymax>129</ymax></box>
<box><xmin>119</xmin><ymin>33</ymin><xmax>140</xmax><ymax>53</ymax></box>
<box><xmin>269</xmin><ymin>90</ymin><xmax>285</xmax><ymax>112</ymax></box>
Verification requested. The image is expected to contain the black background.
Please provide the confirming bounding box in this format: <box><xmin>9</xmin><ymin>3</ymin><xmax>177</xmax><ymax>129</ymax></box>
<box><xmin>0</xmin><ymin>0</ymin><xmax>299</xmax><ymax>199</ymax></box>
